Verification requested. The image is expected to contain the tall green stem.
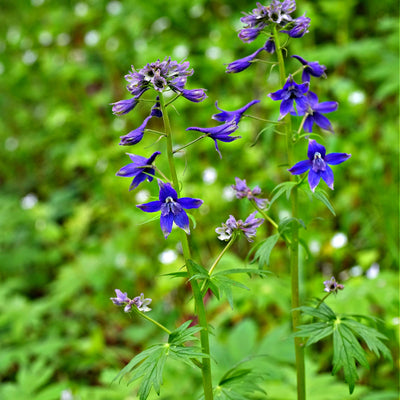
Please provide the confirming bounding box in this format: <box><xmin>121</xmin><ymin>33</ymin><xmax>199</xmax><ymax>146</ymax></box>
<box><xmin>159</xmin><ymin>94</ymin><xmax>214</xmax><ymax>400</ymax></box>
<box><xmin>273</xmin><ymin>26</ymin><xmax>306</xmax><ymax>400</ymax></box>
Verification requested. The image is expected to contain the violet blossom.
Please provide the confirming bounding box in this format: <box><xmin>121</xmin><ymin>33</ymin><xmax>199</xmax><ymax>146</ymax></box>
<box><xmin>216</xmin><ymin>212</ymin><xmax>264</xmax><ymax>242</ymax></box>
<box><xmin>232</xmin><ymin>177</ymin><xmax>268</xmax><ymax>209</ymax></box>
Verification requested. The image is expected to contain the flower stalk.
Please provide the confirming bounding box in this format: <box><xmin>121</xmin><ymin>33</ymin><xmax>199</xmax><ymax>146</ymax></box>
<box><xmin>159</xmin><ymin>94</ymin><xmax>214</xmax><ymax>400</ymax></box>
<box><xmin>273</xmin><ymin>26</ymin><xmax>306</xmax><ymax>400</ymax></box>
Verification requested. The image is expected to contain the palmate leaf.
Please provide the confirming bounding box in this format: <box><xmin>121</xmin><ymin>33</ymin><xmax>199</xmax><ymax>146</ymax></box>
<box><xmin>113</xmin><ymin>321</ymin><xmax>205</xmax><ymax>400</ymax></box>
<box><xmin>269</xmin><ymin>181</ymin><xmax>298</xmax><ymax>207</ymax></box>
<box><xmin>251</xmin><ymin>234</ymin><xmax>280</xmax><ymax>268</ymax></box>
<box><xmin>295</xmin><ymin>302</ymin><xmax>392</xmax><ymax>394</ymax></box>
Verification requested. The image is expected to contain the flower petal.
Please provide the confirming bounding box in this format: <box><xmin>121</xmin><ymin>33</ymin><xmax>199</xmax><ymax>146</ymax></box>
<box><xmin>320</xmin><ymin>165</ymin><xmax>334</xmax><ymax>190</ymax></box>
<box><xmin>158</xmin><ymin>182</ymin><xmax>178</xmax><ymax>202</ymax></box>
<box><xmin>314</xmin><ymin>112</ymin><xmax>334</xmax><ymax>132</ymax></box>
<box><xmin>314</xmin><ymin>101</ymin><xmax>338</xmax><ymax>114</ymax></box>
<box><xmin>308</xmin><ymin>169</ymin><xmax>321</xmax><ymax>192</ymax></box>
<box><xmin>325</xmin><ymin>152</ymin><xmax>351</xmax><ymax>165</ymax></box>
<box><xmin>160</xmin><ymin>213</ymin><xmax>174</xmax><ymax>238</ymax></box>
<box><xmin>136</xmin><ymin>200</ymin><xmax>162</xmax><ymax>213</ymax></box>
<box><xmin>288</xmin><ymin>159</ymin><xmax>311</xmax><ymax>175</ymax></box>
<box><xmin>279</xmin><ymin>98</ymin><xmax>295</xmax><ymax>119</ymax></box>
<box><xmin>307</xmin><ymin>139</ymin><xmax>326</xmax><ymax>160</ymax></box>
<box><xmin>178</xmin><ymin>197</ymin><xmax>203</xmax><ymax>209</ymax></box>
<box><xmin>303</xmin><ymin>115</ymin><xmax>314</xmax><ymax>133</ymax></box>
<box><xmin>173</xmin><ymin>210</ymin><xmax>190</xmax><ymax>234</ymax></box>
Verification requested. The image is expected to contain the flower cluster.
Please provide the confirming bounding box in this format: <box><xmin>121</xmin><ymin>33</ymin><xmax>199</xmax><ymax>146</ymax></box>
<box><xmin>110</xmin><ymin>290</ymin><xmax>152</xmax><ymax>313</ymax></box>
<box><xmin>323</xmin><ymin>277</ymin><xmax>344</xmax><ymax>294</ymax></box>
<box><xmin>187</xmin><ymin>100</ymin><xmax>259</xmax><ymax>157</ymax></box>
<box><xmin>216</xmin><ymin>212</ymin><xmax>264</xmax><ymax>242</ymax></box>
<box><xmin>232</xmin><ymin>177</ymin><xmax>268</xmax><ymax>209</ymax></box>
<box><xmin>238</xmin><ymin>1</ymin><xmax>310</xmax><ymax>44</ymax></box>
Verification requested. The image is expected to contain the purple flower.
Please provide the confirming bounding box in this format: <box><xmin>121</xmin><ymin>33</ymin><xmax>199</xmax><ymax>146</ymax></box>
<box><xmin>226</xmin><ymin>47</ymin><xmax>265</xmax><ymax>73</ymax></box>
<box><xmin>181</xmin><ymin>88</ymin><xmax>207</xmax><ymax>103</ymax></box>
<box><xmin>298</xmin><ymin>92</ymin><xmax>338</xmax><ymax>133</ymax></box>
<box><xmin>232</xmin><ymin>177</ymin><xmax>268</xmax><ymax>209</ymax></box>
<box><xmin>110</xmin><ymin>290</ymin><xmax>152</xmax><ymax>313</ymax></box>
<box><xmin>281</xmin><ymin>14</ymin><xmax>310</xmax><ymax>38</ymax></box>
<box><xmin>238</xmin><ymin>28</ymin><xmax>263</xmax><ymax>43</ymax></box>
<box><xmin>264</xmin><ymin>37</ymin><xmax>276</xmax><ymax>53</ymax></box>
<box><xmin>119</xmin><ymin>116</ymin><xmax>152</xmax><ymax>146</ymax></box>
<box><xmin>288</xmin><ymin>139</ymin><xmax>351</xmax><ymax>192</ymax></box>
<box><xmin>116</xmin><ymin>151</ymin><xmax>161</xmax><ymax>190</ymax></box>
<box><xmin>268</xmin><ymin>75</ymin><xmax>309</xmax><ymax>119</ymax></box>
<box><xmin>216</xmin><ymin>212</ymin><xmax>264</xmax><ymax>242</ymax></box>
<box><xmin>323</xmin><ymin>277</ymin><xmax>344</xmax><ymax>293</ymax></box>
<box><xmin>111</xmin><ymin>97</ymin><xmax>140</xmax><ymax>116</ymax></box>
<box><xmin>186</xmin><ymin>121</ymin><xmax>241</xmax><ymax>158</ymax></box>
<box><xmin>212</xmin><ymin>99</ymin><xmax>260</xmax><ymax>124</ymax></box>
<box><xmin>267</xmin><ymin>0</ymin><xmax>296</xmax><ymax>24</ymax></box>
<box><xmin>291</xmin><ymin>55</ymin><xmax>327</xmax><ymax>83</ymax></box>
<box><xmin>137</xmin><ymin>181</ymin><xmax>203</xmax><ymax>238</ymax></box>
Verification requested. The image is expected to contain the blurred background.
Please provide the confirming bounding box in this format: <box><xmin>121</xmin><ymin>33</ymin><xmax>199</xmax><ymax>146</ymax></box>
<box><xmin>0</xmin><ymin>0</ymin><xmax>398</xmax><ymax>399</ymax></box>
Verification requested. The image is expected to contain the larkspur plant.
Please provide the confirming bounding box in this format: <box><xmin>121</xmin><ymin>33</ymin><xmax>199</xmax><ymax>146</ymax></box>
<box><xmin>109</xmin><ymin>1</ymin><xmax>392</xmax><ymax>399</ymax></box>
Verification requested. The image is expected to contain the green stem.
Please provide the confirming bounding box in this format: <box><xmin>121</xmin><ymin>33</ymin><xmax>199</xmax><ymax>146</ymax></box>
<box><xmin>159</xmin><ymin>94</ymin><xmax>214</xmax><ymax>400</ymax></box>
<box><xmin>200</xmin><ymin>236</ymin><xmax>236</xmax><ymax>293</ymax></box>
<box><xmin>273</xmin><ymin>26</ymin><xmax>306</xmax><ymax>400</ymax></box>
<box><xmin>134</xmin><ymin>308</ymin><xmax>172</xmax><ymax>335</ymax></box>
<box><xmin>173</xmin><ymin>134</ymin><xmax>208</xmax><ymax>154</ymax></box>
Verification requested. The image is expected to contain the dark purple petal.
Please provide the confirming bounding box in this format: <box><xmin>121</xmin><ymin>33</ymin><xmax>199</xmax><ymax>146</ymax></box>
<box><xmin>320</xmin><ymin>165</ymin><xmax>334</xmax><ymax>190</ymax></box>
<box><xmin>238</xmin><ymin>27</ymin><xmax>262</xmax><ymax>43</ymax></box>
<box><xmin>119</xmin><ymin>116</ymin><xmax>152</xmax><ymax>146</ymax></box>
<box><xmin>268</xmin><ymin>88</ymin><xmax>286</xmax><ymax>101</ymax></box>
<box><xmin>137</xmin><ymin>200</ymin><xmax>162</xmax><ymax>213</ymax></box>
<box><xmin>181</xmin><ymin>88</ymin><xmax>207</xmax><ymax>102</ymax></box>
<box><xmin>111</xmin><ymin>97</ymin><xmax>139</xmax><ymax>116</ymax></box>
<box><xmin>264</xmin><ymin>38</ymin><xmax>275</xmax><ymax>53</ymax></box>
<box><xmin>307</xmin><ymin>139</ymin><xmax>326</xmax><ymax>160</ymax></box>
<box><xmin>178</xmin><ymin>197</ymin><xmax>203</xmax><ymax>209</ymax></box>
<box><xmin>213</xmin><ymin>99</ymin><xmax>260</xmax><ymax>123</ymax></box>
<box><xmin>279</xmin><ymin>98</ymin><xmax>295</xmax><ymax>119</ymax></box>
<box><xmin>288</xmin><ymin>159</ymin><xmax>312</xmax><ymax>175</ymax></box>
<box><xmin>225</xmin><ymin>48</ymin><xmax>265</xmax><ymax>73</ymax></box>
<box><xmin>308</xmin><ymin>169</ymin><xmax>321</xmax><ymax>192</ymax></box>
<box><xmin>325</xmin><ymin>152</ymin><xmax>351</xmax><ymax>165</ymax></box>
<box><xmin>130</xmin><ymin>173</ymin><xmax>151</xmax><ymax>190</ymax></box>
<box><xmin>158</xmin><ymin>181</ymin><xmax>178</xmax><ymax>202</ymax></box>
<box><xmin>314</xmin><ymin>112</ymin><xmax>334</xmax><ymax>133</ymax></box>
<box><xmin>303</xmin><ymin>115</ymin><xmax>315</xmax><ymax>132</ymax></box>
<box><xmin>160</xmin><ymin>213</ymin><xmax>174</xmax><ymax>238</ymax></box>
<box><xmin>313</xmin><ymin>101</ymin><xmax>338</xmax><ymax>113</ymax></box>
<box><xmin>173</xmin><ymin>210</ymin><xmax>190</xmax><ymax>234</ymax></box>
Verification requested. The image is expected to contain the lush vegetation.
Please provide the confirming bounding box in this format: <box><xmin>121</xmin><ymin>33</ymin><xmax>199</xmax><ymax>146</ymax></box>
<box><xmin>0</xmin><ymin>0</ymin><xmax>398</xmax><ymax>399</ymax></box>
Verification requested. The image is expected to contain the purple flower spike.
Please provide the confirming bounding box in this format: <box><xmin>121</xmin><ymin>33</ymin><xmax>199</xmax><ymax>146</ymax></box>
<box><xmin>268</xmin><ymin>75</ymin><xmax>309</xmax><ymax>120</ymax></box>
<box><xmin>212</xmin><ymin>100</ymin><xmax>260</xmax><ymax>124</ymax></box>
<box><xmin>288</xmin><ymin>139</ymin><xmax>351</xmax><ymax>192</ymax></box>
<box><xmin>298</xmin><ymin>92</ymin><xmax>338</xmax><ymax>133</ymax></box>
<box><xmin>116</xmin><ymin>151</ymin><xmax>161</xmax><ymax>190</ymax></box>
<box><xmin>186</xmin><ymin>121</ymin><xmax>241</xmax><ymax>158</ymax></box>
<box><xmin>232</xmin><ymin>177</ymin><xmax>268</xmax><ymax>209</ymax></box>
<box><xmin>137</xmin><ymin>181</ymin><xmax>203</xmax><ymax>238</ymax></box>
<box><xmin>226</xmin><ymin>47</ymin><xmax>265</xmax><ymax>73</ymax></box>
<box><xmin>323</xmin><ymin>277</ymin><xmax>344</xmax><ymax>293</ymax></box>
<box><xmin>181</xmin><ymin>88</ymin><xmax>207</xmax><ymax>103</ymax></box>
<box><xmin>216</xmin><ymin>211</ymin><xmax>264</xmax><ymax>242</ymax></box>
<box><xmin>291</xmin><ymin>55</ymin><xmax>327</xmax><ymax>83</ymax></box>
<box><xmin>119</xmin><ymin>116</ymin><xmax>152</xmax><ymax>146</ymax></box>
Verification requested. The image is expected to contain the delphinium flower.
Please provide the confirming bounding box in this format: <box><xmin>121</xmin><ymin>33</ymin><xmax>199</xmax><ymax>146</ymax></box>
<box><xmin>268</xmin><ymin>75</ymin><xmax>309</xmax><ymax>119</ymax></box>
<box><xmin>116</xmin><ymin>151</ymin><xmax>161</xmax><ymax>190</ymax></box>
<box><xmin>137</xmin><ymin>181</ymin><xmax>203</xmax><ymax>238</ymax></box>
<box><xmin>238</xmin><ymin>1</ymin><xmax>297</xmax><ymax>43</ymax></box>
<box><xmin>187</xmin><ymin>100</ymin><xmax>259</xmax><ymax>157</ymax></box>
<box><xmin>111</xmin><ymin>57</ymin><xmax>206</xmax><ymax>115</ymax></box>
<box><xmin>110</xmin><ymin>289</ymin><xmax>152</xmax><ymax>313</ymax></box>
<box><xmin>297</xmin><ymin>92</ymin><xmax>338</xmax><ymax>133</ymax></box>
<box><xmin>119</xmin><ymin>115</ymin><xmax>153</xmax><ymax>146</ymax></box>
<box><xmin>288</xmin><ymin>139</ymin><xmax>351</xmax><ymax>192</ymax></box>
<box><xmin>226</xmin><ymin>40</ymin><xmax>275</xmax><ymax>73</ymax></box>
<box><xmin>216</xmin><ymin>212</ymin><xmax>264</xmax><ymax>242</ymax></box>
<box><xmin>323</xmin><ymin>277</ymin><xmax>344</xmax><ymax>293</ymax></box>
<box><xmin>291</xmin><ymin>55</ymin><xmax>327</xmax><ymax>83</ymax></box>
<box><xmin>232</xmin><ymin>177</ymin><xmax>268</xmax><ymax>209</ymax></box>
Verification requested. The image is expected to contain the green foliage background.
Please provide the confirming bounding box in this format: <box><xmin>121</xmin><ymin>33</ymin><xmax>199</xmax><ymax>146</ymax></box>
<box><xmin>0</xmin><ymin>0</ymin><xmax>398</xmax><ymax>399</ymax></box>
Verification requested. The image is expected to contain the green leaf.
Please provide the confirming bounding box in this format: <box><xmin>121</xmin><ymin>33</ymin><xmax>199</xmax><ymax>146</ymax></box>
<box><xmin>186</xmin><ymin>259</ymin><xmax>209</xmax><ymax>280</ymax></box>
<box><xmin>333</xmin><ymin>321</ymin><xmax>369</xmax><ymax>394</ymax></box>
<box><xmin>269</xmin><ymin>181</ymin><xmax>298</xmax><ymax>207</ymax></box>
<box><xmin>294</xmin><ymin>322</ymin><xmax>335</xmax><ymax>346</ymax></box>
<box><xmin>312</xmin><ymin>188</ymin><xmax>336</xmax><ymax>216</ymax></box>
<box><xmin>251</xmin><ymin>234</ymin><xmax>279</xmax><ymax>268</ymax></box>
